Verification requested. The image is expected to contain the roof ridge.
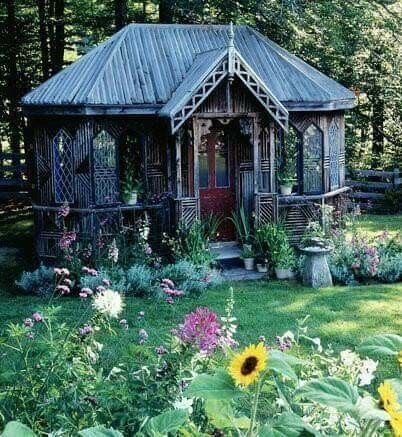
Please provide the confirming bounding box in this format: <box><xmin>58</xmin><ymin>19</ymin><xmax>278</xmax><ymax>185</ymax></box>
<box><xmin>83</xmin><ymin>26</ymin><xmax>131</xmax><ymax>103</ymax></box>
<box><xmin>247</xmin><ymin>27</ymin><xmax>334</xmax><ymax>99</ymax></box>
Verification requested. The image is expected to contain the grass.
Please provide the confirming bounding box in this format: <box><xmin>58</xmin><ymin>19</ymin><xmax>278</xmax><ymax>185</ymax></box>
<box><xmin>0</xmin><ymin>210</ymin><xmax>401</xmax><ymax>366</ymax></box>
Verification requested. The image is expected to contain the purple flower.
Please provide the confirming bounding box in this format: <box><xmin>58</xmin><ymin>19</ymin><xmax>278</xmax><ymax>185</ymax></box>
<box><xmin>145</xmin><ymin>244</ymin><xmax>152</xmax><ymax>255</ymax></box>
<box><xmin>56</xmin><ymin>284</ymin><xmax>70</xmax><ymax>295</ymax></box>
<box><xmin>58</xmin><ymin>202</ymin><xmax>70</xmax><ymax>218</ymax></box>
<box><xmin>161</xmin><ymin>278</ymin><xmax>175</xmax><ymax>289</ymax></box>
<box><xmin>24</xmin><ymin>318</ymin><xmax>34</xmax><ymax>328</ymax></box>
<box><xmin>139</xmin><ymin>329</ymin><xmax>148</xmax><ymax>344</ymax></box>
<box><xmin>119</xmin><ymin>319</ymin><xmax>129</xmax><ymax>330</ymax></box>
<box><xmin>79</xmin><ymin>324</ymin><xmax>93</xmax><ymax>337</ymax></box>
<box><xmin>275</xmin><ymin>335</ymin><xmax>292</xmax><ymax>352</ymax></box>
<box><xmin>81</xmin><ymin>287</ymin><xmax>93</xmax><ymax>296</ymax></box>
<box><xmin>79</xmin><ymin>292</ymin><xmax>88</xmax><ymax>298</ymax></box>
<box><xmin>32</xmin><ymin>312</ymin><xmax>43</xmax><ymax>323</ymax></box>
<box><xmin>102</xmin><ymin>278</ymin><xmax>111</xmax><ymax>286</ymax></box>
<box><xmin>59</xmin><ymin>231</ymin><xmax>76</xmax><ymax>251</ymax></box>
<box><xmin>179</xmin><ymin>307</ymin><xmax>221</xmax><ymax>354</ymax></box>
<box><xmin>155</xmin><ymin>345</ymin><xmax>168</xmax><ymax>355</ymax></box>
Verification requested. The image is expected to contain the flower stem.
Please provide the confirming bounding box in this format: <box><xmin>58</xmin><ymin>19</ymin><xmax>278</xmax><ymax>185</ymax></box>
<box><xmin>247</xmin><ymin>377</ymin><xmax>263</xmax><ymax>437</ymax></box>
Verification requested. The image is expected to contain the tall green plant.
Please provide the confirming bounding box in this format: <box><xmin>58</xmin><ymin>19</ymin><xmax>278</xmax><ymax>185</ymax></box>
<box><xmin>229</xmin><ymin>206</ymin><xmax>253</xmax><ymax>246</ymax></box>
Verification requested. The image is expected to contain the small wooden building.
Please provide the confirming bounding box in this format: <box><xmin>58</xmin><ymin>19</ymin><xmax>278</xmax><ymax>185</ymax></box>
<box><xmin>22</xmin><ymin>24</ymin><xmax>355</xmax><ymax>260</ymax></box>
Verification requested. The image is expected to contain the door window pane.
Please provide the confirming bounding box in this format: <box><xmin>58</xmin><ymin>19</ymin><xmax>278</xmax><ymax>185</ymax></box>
<box><xmin>215</xmin><ymin>135</ymin><xmax>229</xmax><ymax>187</ymax></box>
<box><xmin>199</xmin><ymin>135</ymin><xmax>208</xmax><ymax>188</ymax></box>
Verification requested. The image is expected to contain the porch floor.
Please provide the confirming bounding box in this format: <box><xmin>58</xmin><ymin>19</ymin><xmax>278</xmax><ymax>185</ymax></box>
<box><xmin>210</xmin><ymin>241</ymin><xmax>267</xmax><ymax>282</ymax></box>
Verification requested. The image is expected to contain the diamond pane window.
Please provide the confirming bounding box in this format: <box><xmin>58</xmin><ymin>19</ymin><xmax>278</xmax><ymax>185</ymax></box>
<box><xmin>93</xmin><ymin>130</ymin><xmax>118</xmax><ymax>205</ymax></box>
<box><xmin>53</xmin><ymin>129</ymin><xmax>74</xmax><ymax>203</ymax></box>
<box><xmin>329</xmin><ymin>120</ymin><xmax>340</xmax><ymax>190</ymax></box>
<box><xmin>303</xmin><ymin>124</ymin><xmax>323</xmax><ymax>194</ymax></box>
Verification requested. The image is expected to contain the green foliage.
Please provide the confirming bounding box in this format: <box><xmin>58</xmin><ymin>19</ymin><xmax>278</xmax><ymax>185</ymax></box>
<box><xmin>1</xmin><ymin>421</ymin><xmax>36</xmax><ymax>437</ymax></box>
<box><xmin>15</xmin><ymin>264</ymin><xmax>55</xmax><ymax>297</ymax></box>
<box><xmin>78</xmin><ymin>426</ymin><xmax>123</xmax><ymax>437</ymax></box>
<box><xmin>358</xmin><ymin>334</ymin><xmax>402</xmax><ymax>357</ymax></box>
<box><xmin>158</xmin><ymin>260</ymin><xmax>220</xmax><ymax>296</ymax></box>
<box><xmin>125</xmin><ymin>264</ymin><xmax>156</xmax><ymax>296</ymax></box>
<box><xmin>144</xmin><ymin>409</ymin><xmax>189</xmax><ymax>436</ymax></box>
<box><xmin>229</xmin><ymin>206</ymin><xmax>254</xmax><ymax>246</ymax></box>
<box><xmin>378</xmin><ymin>188</ymin><xmax>402</xmax><ymax>214</ymax></box>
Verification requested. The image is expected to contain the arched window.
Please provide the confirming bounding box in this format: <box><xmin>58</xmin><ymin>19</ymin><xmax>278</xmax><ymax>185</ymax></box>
<box><xmin>53</xmin><ymin>129</ymin><xmax>74</xmax><ymax>203</ymax></box>
<box><xmin>93</xmin><ymin>130</ymin><xmax>118</xmax><ymax>205</ymax></box>
<box><xmin>329</xmin><ymin>119</ymin><xmax>340</xmax><ymax>190</ymax></box>
<box><xmin>302</xmin><ymin>124</ymin><xmax>323</xmax><ymax>194</ymax></box>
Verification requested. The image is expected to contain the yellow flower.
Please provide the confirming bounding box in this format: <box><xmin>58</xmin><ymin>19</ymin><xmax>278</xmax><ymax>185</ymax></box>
<box><xmin>229</xmin><ymin>343</ymin><xmax>267</xmax><ymax>387</ymax></box>
<box><xmin>398</xmin><ymin>351</ymin><xmax>402</xmax><ymax>366</ymax></box>
<box><xmin>379</xmin><ymin>381</ymin><xmax>401</xmax><ymax>414</ymax></box>
<box><xmin>390</xmin><ymin>410</ymin><xmax>402</xmax><ymax>437</ymax></box>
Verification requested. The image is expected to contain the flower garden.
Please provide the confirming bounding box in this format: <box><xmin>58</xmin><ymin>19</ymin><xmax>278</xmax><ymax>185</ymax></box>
<box><xmin>0</xmin><ymin>209</ymin><xmax>401</xmax><ymax>436</ymax></box>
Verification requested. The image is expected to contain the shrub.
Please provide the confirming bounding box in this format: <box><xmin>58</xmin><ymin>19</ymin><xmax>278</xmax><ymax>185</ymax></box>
<box><xmin>80</xmin><ymin>267</ymin><xmax>126</xmax><ymax>293</ymax></box>
<box><xmin>377</xmin><ymin>254</ymin><xmax>402</xmax><ymax>283</ymax></box>
<box><xmin>15</xmin><ymin>264</ymin><xmax>55</xmax><ymax>297</ymax></box>
<box><xmin>158</xmin><ymin>260</ymin><xmax>220</xmax><ymax>295</ymax></box>
<box><xmin>125</xmin><ymin>264</ymin><xmax>156</xmax><ymax>296</ymax></box>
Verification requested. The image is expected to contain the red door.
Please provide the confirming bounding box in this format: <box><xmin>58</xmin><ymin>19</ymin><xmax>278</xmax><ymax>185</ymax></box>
<box><xmin>199</xmin><ymin>125</ymin><xmax>236</xmax><ymax>240</ymax></box>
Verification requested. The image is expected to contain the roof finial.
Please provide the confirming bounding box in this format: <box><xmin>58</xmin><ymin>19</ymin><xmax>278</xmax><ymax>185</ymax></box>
<box><xmin>228</xmin><ymin>21</ymin><xmax>234</xmax><ymax>48</ymax></box>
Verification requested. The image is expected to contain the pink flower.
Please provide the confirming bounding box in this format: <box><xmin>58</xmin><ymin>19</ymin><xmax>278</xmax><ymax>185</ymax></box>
<box><xmin>145</xmin><ymin>244</ymin><xmax>152</xmax><ymax>255</ymax></box>
<box><xmin>79</xmin><ymin>292</ymin><xmax>88</xmax><ymax>298</ymax></box>
<box><xmin>32</xmin><ymin>312</ymin><xmax>43</xmax><ymax>322</ymax></box>
<box><xmin>58</xmin><ymin>202</ymin><xmax>70</xmax><ymax>218</ymax></box>
<box><xmin>54</xmin><ymin>267</ymin><xmax>62</xmax><ymax>276</ymax></box>
<box><xmin>59</xmin><ymin>231</ymin><xmax>76</xmax><ymax>251</ymax></box>
<box><xmin>179</xmin><ymin>307</ymin><xmax>221</xmax><ymax>354</ymax></box>
<box><xmin>63</xmin><ymin>278</ymin><xmax>72</xmax><ymax>286</ymax></box>
<box><xmin>56</xmin><ymin>284</ymin><xmax>70</xmax><ymax>295</ymax></box>
<box><xmin>155</xmin><ymin>345</ymin><xmax>168</xmax><ymax>355</ymax></box>
<box><xmin>166</xmin><ymin>297</ymin><xmax>174</xmax><ymax>305</ymax></box>
<box><xmin>24</xmin><ymin>318</ymin><xmax>34</xmax><ymax>328</ymax></box>
<box><xmin>351</xmin><ymin>262</ymin><xmax>360</xmax><ymax>269</ymax></box>
<box><xmin>102</xmin><ymin>278</ymin><xmax>111</xmax><ymax>286</ymax></box>
<box><xmin>161</xmin><ymin>278</ymin><xmax>175</xmax><ymax>289</ymax></box>
<box><xmin>81</xmin><ymin>287</ymin><xmax>93</xmax><ymax>296</ymax></box>
<box><xmin>79</xmin><ymin>324</ymin><xmax>93</xmax><ymax>336</ymax></box>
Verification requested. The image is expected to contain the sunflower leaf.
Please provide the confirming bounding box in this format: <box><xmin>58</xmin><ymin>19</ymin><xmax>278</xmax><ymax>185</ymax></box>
<box><xmin>357</xmin><ymin>334</ymin><xmax>402</xmax><ymax>357</ymax></box>
<box><xmin>185</xmin><ymin>369</ymin><xmax>241</xmax><ymax>400</ymax></box>
<box><xmin>296</xmin><ymin>377</ymin><xmax>359</xmax><ymax>415</ymax></box>
<box><xmin>260</xmin><ymin>412</ymin><xmax>321</xmax><ymax>436</ymax></box>
<box><xmin>268</xmin><ymin>350</ymin><xmax>298</xmax><ymax>381</ymax></box>
<box><xmin>205</xmin><ymin>400</ymin><xmax>250</xmax><ymax>429</ymax></box>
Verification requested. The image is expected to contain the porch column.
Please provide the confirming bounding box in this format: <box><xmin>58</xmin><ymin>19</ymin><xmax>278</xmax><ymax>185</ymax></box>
<box><xmin>269</xmin><ymin>122</ymin><xmax>276</xmax><ymax>192</ymax></box>
<box><xmin>253</xmin><ymin>116</ymin><xmax>259</xmax><ymax>194</ymax></box>
<box><xmin>175</xmin><ymin>129</ymin><xmax>182</xmax><ymax>198</ymax></box>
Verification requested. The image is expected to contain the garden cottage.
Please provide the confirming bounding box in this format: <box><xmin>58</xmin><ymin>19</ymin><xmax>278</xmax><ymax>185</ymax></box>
<box><xmin>22</xmin><ymin>23</ymin><xmax>355</xmax><ymax>260</ymax></box>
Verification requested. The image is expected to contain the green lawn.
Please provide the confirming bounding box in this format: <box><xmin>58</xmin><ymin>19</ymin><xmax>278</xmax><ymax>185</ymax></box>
<box><xmin>0</xmin><ymin>211</ymin><xmax>401</xmax><ymax>365</ymax></box>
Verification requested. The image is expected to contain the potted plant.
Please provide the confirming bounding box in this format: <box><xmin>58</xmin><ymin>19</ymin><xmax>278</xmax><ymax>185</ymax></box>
<box><xmin>241</xmin><ymin>245</ymin><xmax>255</xmax><ymax>270</ymax></box>
<box><xmin>122</xmin><ymin>169</ymin><xmax>143</xmax><ymax>205</ymax></box>
<box><xmin>273</xmin><ymin>245</ymin><xmax>296</xmax><ymax>279</ymax></box>
<box><xmin>256</xmin><ymin>257</ymin><xmax>268</xmax><ymax>273</ymax></box>
<box><xmin>229</xmin><ymin>206</ymin><xmax>254</xmax><ymax>251</ymax></box>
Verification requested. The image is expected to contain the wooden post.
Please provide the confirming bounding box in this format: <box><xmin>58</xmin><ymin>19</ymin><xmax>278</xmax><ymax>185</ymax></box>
<box><xmin>193</xmin><ymin>117</ymin><xmax>199</xmax><ymax>198</ymax></box>
<box><xmin>269</xmin><ymin>122</ymin><xmax>276</xmax><ymax>193</ymax></box>
<box><xmin>253</xmin><ymin>116</ymin><xmax>259</xmax><ymax>195</ymax></box>
<box><xmin>175</xmin><ymin>129</ymin><xmax>182</xmax><ymax>198</ymax></box>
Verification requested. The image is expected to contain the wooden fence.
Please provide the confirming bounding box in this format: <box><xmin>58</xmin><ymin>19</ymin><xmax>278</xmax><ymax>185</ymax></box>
<box><xmin>346</xmin><ymin>168</ymin><xmax>401</xmax><ymax>209</ymax></box>
<box><xmin>0</xmin><ymin>152</ymin><xmax>29</xmax><ymax>200</ymax></box>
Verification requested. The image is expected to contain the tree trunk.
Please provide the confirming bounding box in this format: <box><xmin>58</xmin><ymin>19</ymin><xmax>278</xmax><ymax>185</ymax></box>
<box><xmin>38</xmin><ymin>0</ymin><xmax>50</xmax><ymax>80</ymax></box>
<box><xmin>159</xmin><ymin>0</ymin><xmax>174</xmax><ymax>23</ymax></box>
<box><xmin>371</xmin><ymin>96</ymin><xmax>384</xmax><ymax>169</ymax></box>
<box><xmin>53</xmin><ymin>0</ymin><xmax>64</xmax><ymax>73</ymax></box>
<box><xmin>6</xmin><ymin>0</ymin><xmax>21</xmax><ymax>178</ymax></box>
<box><xmin>115</xmin><ymin>0</ymin><xmax>127</xmax><ymax>30</ymax></box>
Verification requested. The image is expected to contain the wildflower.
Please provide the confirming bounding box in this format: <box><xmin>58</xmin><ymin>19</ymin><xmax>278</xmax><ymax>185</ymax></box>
<box><xmin>119</xmin><ymin>319</ymin><xmax>129</xmax><ymax>330</ymax></box>
<box><xmin>276</xmin><ymin>334</ymin><xmax>292</xmax><ymax>352</ymax></box>
<box><xmin>32</xmin><ymin>312</ymin><xmax>43</xmax><ymax>322</ymax></box>
<box><xmin>172</xmin><ymin>397</ymin><xmax>193</xmax><ymax>414</ymax></box>
<box><xmin>56</xmin><ymin>284</ymin><xmax>70</xmax><ymax>295</ymax></box>
<box><xmin>54</xmin><ymin>267</ymin><xmax>62</xmax><ymax>275</ymax></box>
<box><xmin>59</xmin><ymin>231</ymin><xmax>76</xmax><ymax>250</ymax></box>
<box><xmin>358</xmin><ymin>358</ymin><xmax>378</xmax><ymax>387</ymax></box>
<box><xmin>60</xmin><ymin>268</ymin><xmax>70</xmax><ymax>276</ymax></box>
<box><xmin>81</xmin><ymin>287</ymin><xmax>93</xmax><ymax>296</ymax></box>
<box><xmin>155</xmin><ymin>345</ymin><xmax>168</xmax><ymax>355</ymax></box>
<box><xmin>63</xmin><ymin>278</ymin><xmax>72</xmax><ymax>286</ymax></box>
<box><xmin>26</xmin><ymin>332</ymin><xmax>34</xmax><ymax>340</ymax></box>
<box><xmin>79</xmin><ymin>324</ymin><xmax>94</xmax><ymax>337</ymax></box>
<box><xmin>351</xmin><ymin>262</ymin><xmax>360</xmax><ymax>270</ymax></box>
<box><xmin>144</xmin><ymin>244</ymin><xmax>152</xmax><ymax>255</ymax></box>
<box><xmin>79</xmin><ymin>291</ymin><xmax>88</xmax><ymax>298</ymax></box>
<box><xmin>340</xmin><ymin>350</ymin><xmax>359</xmax><ymax>367</ymax></box>
<box><xmin>24</xmin><ymin>318</ymin><xmax>34</xmax><ymax>328</ymax></box>
<box><xmin>58</xmin><ymin>201</ymin><xmax>70</xmax><ymax>217</ymax></box>
<box><xmin>108</xmin><ymin>239</ymin><xmax>119</xmax><ymax>263</ymax></box>
<box><xmin>139</xmin><ymin>329</ymin><xmax>148</xmax><ymax>344</ymax></box>
<box><xmin>378</xmin><ymin>381</ymin><xmax>400</xmax><ymax>414</ymax></box>
<box><xmin>96</xmin><ymin>285</ymin><xmax>106</xmax><ymax>293</ymax></box>
<box><xmin>390</xmin><ymin>410</ymin><xmax>402</xmax><ymax>437</ymax></box>
<box><xmin>258</xmin><ymin>335</ymin><xmax>266</xmax><ymax>344</ymax></box>
<box><xmin>179</xmin><ymin>307</ymin><xmax>221</xmax><ymax>354</ymax></box>
<box><xmin>102</xmin><ymin>278</ymin><xmax>111</xmax><ymax>286</ymax></box>
<box><xmin>138</xmin><ymin>310</ymin><xmax>145</xmax><ymax>319</ymax></box>
<box><xmin>166</xmin><ymin>297</ymin><xmax>174</xmax><ymax>304</ymax></box>
<box><xmin>161</xmin><ymin>278</ymin><xmax>175</xmax><ymax>289</ymax></box>
<box><xmin>229</xmin><ymin>343</ymin><xmax>267</xmax><ymax>386</ymax></box>
<box><xmin>92</xmin><ymin>289</ymin><xmax>124</xmax><ymax>318</ymax></box>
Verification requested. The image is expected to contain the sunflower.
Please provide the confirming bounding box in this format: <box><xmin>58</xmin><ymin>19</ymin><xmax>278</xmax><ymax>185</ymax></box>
<box><xmin>378</xmin><ymin>381</ymin><xmax>401</xmax><ymax>414</ymax></box>
<box><xmin>390</xmin><ymin>410</ymin><xmax>402</xmax><ymax>437</ymax></box>
<box><xmin>229</xmin><ymin>343</ymin><xmax>267</xmax><ymax>387</ymax></box>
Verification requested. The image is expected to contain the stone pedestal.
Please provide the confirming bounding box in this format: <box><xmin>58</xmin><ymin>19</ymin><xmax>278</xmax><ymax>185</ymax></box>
<box><xmin>300</xmin><ymin>247</ymin><xmax>333</xmax><ymax>288</ymax></box>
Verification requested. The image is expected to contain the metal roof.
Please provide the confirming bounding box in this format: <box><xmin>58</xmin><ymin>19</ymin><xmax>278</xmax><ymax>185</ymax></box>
<box><xmin>22</xmin><ymin>24</ymin><xmax>355</xmax><ymax>112</ymax></box>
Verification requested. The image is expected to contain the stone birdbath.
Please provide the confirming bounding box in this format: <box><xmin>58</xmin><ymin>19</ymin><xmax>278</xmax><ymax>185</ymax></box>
<box><xmin>299</xmin><ymin>238</ymin><xmax>333</xmax><ymax>288</ymax></box>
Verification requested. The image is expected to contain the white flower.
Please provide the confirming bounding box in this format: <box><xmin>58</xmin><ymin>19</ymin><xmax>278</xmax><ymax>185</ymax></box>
<box><xmin>340</xmin><ymin>349</ymin><xmax>359</xmax><ymax>367</ymax></box>
<box><xmin>275</xmin><ymin>397</ymin><xmax>286</xmax><ymax>408</ymax></box>
<box><xmin>92</xmin><ymin>289</ymin><xmax>123</xmax><ymax>318</ymax></box>
<box><xmin>358</xmin><ymin>358</ymin><xmax>378</xmax><ymax>386</ymax></box>
<box><xmin>173</xmin><ymin>397</ymin><xmax>193</xmax><ymax>413</ymax></box>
